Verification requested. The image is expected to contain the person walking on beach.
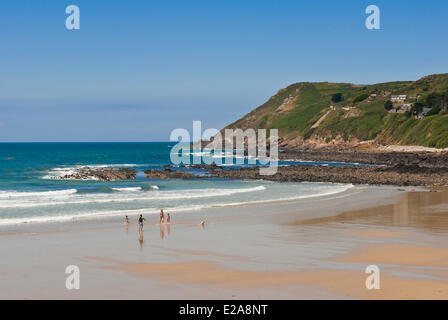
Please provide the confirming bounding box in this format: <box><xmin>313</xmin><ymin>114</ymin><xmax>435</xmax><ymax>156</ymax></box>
<box><xmin>138</xmin><ymin>214</ymin><xmax>146</xmax><ymax>234</ymax></box>
<box><xmin>159</xmin><ymin>209</ymin><xmax>164</xmax><ymax>224</ymax></box>
<box><xmin>166</xmin><ymin>213</ymin><xmax>171</xmax><ymax>224</ymax></box>
<box><xmin>125</xmin><ymin>215</ymin><xmax>129</xmax><ymax>224</ymax></box>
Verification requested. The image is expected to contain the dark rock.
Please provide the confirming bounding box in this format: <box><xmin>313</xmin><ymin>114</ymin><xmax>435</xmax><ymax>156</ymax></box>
<box><xmin>207</xmin><ymin>165</ymin><xmax>448</xmax><ymax>187</ymax></box>
<box><xmin>56</xmin><ymin>167</ymin><xmax>137</xmax><ymax>181</ymax></box>
<box><xmin>278</xmin><ymin>146</ymin><xmax>448</xmax><ymax>168</ymax></box>
<box><xmin>144</xmin><ymin>169</ymin><xmax>202</xmax><ymax>180</ymax></box>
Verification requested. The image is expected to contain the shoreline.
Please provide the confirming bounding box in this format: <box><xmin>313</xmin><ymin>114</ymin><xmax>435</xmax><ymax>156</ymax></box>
<box><xmin>0</xmin><ymin>184</ymin><xmax>409</xmax><ymax>234</ymax></box>
<box><xmin>2</xmin><ymin>185</ymin><xmax>448</xmax><ymax>299</ymax></box>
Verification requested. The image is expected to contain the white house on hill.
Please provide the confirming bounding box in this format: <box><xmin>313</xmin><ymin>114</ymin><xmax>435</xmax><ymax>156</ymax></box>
<box><xmin>391</xmin><ymin>95</ymin><xmax>407</xmax><ymax>102</ymax></box>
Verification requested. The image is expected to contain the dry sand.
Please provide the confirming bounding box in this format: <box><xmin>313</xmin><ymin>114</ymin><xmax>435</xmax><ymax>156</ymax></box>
<box><xmin>100</xmin><ymin>259</ymin><xmax>448</xmax><ymax>299</ymax></box>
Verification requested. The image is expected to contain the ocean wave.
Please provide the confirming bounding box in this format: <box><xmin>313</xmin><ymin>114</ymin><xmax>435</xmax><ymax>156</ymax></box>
<box><xmin>0</xmin><ymin>205</ymin><xmax>206</xmax><ymax>226</ymax></box>
<box><xmin>0</xmin><ymin>186</ymin><xmax>266</xmax><ymax>208</ymax></box>
<box><xmin>0</xmin><ymin>184</ymin><xmax>354</xmax><ymax>226</ymax></box>
<box><xmin>0</xmin><ymin>189</ymin><xmax>78</xmax><ymax>199</ymax></box>
<box><xmin>184</xmin><ymin>151</ymin><xmax>212</xmax><ymax>156</ymax></box>
<box><xmin>209</xmin><ymin>183</ymin><xmax>354</xmax><ymax>206</ymax></box>
<box><xmin>141</xmin><ymin>185</ymin><xmax>159</xmax><ymax>190</ymax></box>
<box><xmin>111</xmin><ymin>187</ymin><xmax>143</xmax><ymax>192</ymax></box>
<box><xmin>0</xmin><ymin>186</ymin><xmax>160</xmax><ymax>198</ymax></box>
<box><xmin>0</xmin><ymin>208</ymin><xmax>151</xmax><ymax>226</ymax></box>
<box><xmin>112</xmin><ymin>186</ymin><xmax>159</xmax><ymax>192</ymax></box>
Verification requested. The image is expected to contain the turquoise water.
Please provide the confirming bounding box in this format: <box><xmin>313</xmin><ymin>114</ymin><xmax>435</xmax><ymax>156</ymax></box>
<box><xmin>0</xmin><ymin>143</ymin><xmax>354</xmax><ymax>226</ymax></box>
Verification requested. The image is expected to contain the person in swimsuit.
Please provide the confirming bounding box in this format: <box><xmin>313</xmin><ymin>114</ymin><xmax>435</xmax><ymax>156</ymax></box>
<box><xmin>138</xmin><ymin>214</ymin><xmax>146</xmax><ymax>234</ymax></box>
<box><xmin>159</xmin><ymin>209</ymin><xmax>164</xmax><ymax>224</ymax></box>
<box><xmin>166</xmin><ymin>213</ymin><xmax>171</xmax><ymax>224</ymax></box>
<box><xmin>125</xmin><ymin>215</ymin><xmax>129</xmax><ymax>224</ymax></box>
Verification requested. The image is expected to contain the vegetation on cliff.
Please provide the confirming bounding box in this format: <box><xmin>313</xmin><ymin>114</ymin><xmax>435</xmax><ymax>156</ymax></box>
<box><xmin>225</xmin><ymin>73</ymin><xmax>448</xmax><ymax>148</ymax></box>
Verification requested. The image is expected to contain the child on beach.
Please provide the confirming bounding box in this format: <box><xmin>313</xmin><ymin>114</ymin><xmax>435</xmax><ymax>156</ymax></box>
<box><xmin>125</xmin><ymin>215</ymin><xmax>129</xmax><ymax>224</ymax></box>
<box><xmin>138</xmin><ymin>214</ymin><xmax>146</xmax><ymax>234</ymax></box>
<box><xmin>166</xmin><ymin>213</ymin><xmax>171</xmax><ymax>224</ymax></box>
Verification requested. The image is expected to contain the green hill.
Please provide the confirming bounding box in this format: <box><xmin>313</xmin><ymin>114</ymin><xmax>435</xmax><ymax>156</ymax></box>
<box><xmin>225</xmin><ymin>73</ymin><xmax>448</xmax><ymax>148</ymax></box>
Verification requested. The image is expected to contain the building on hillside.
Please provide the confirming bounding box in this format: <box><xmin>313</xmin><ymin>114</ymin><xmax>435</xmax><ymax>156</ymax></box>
<box><xmin>391</xmin><ymin>95</ymin><xmax>407</xmax><ymax>102</ymax></box>
<box><xmin>368</xmin><ymin>93</ymin><xmax>377</xmax><ymax>101</ymax></box>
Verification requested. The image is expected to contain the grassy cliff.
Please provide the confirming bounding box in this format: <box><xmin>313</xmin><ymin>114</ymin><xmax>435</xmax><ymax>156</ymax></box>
<box><xmin>225</xmin><ymin>73</ymin><xmax>448</xmax><ymax>148</ymax></box>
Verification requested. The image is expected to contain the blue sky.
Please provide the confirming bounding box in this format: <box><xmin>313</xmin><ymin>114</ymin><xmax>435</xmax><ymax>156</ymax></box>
<box><xmin>1</xmin><ymin>0</ymin><xmax>447</xmax><ymax>142</ymax></box>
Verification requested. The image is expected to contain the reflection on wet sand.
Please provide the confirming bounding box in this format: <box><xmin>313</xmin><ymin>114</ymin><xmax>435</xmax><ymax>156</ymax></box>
<box><xmin>392</xmin><ymin>190</ymin><xmax>448</xmax><ymax>232</ymax></box>
<box><xmin>366</xmin><ymin>189</ymin><xmax>448</xmax><ymax>232</ymax></box>
<box><xmin>291</xmin><ymin>189</ymin><xmax>448</xmax><ymax>234</ymax></box>
<box><xmin>160</xmin><ymin>224</ymin><xmax>165</xmax><ymax>240</ymax></box>
<box><xmin>138</xmin><ymin>232</ymin><xmax>144</xmax><ymax>249</ymax></box>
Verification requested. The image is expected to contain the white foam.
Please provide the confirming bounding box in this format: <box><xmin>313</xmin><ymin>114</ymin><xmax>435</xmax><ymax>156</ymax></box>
<box><xmin>0</xmin><ymin>184</ymin><xmax>354</xmax><ymax>226</ymax></box>
<box><xmin>0</xmin><ymin>186</ymin><xmax>267</xmax><ymax>209</ymax></box>
<box><xmin>210</xmin><ymin>183</ymin><xmax>354</xmax><ymax>206</ymax></box>
<box><xmin>0</xmin><ymin>208</ymin><xmax>152</xmax><ymax>226</ymax></box>
<box><xmin>0</xmin><ymin>189</ymin><xmax>77</xmax><ymax>199</ymax></box>
<box><xmin>185</xmin><ymin>151</ymin><xmax>211</xmax><ymax>156</ymax></box>
<box><xmin>111</xmin><ymin>187</ymin><xmax>143</xmax><ymax>192</ymax></box>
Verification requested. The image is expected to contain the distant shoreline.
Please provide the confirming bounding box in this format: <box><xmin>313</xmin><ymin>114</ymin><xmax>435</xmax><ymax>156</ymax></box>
<box><xmin>205</xmin><ymin>164</ymin><xmax>447</xmax><ymax>187</ymax></box>
<box><xmin>276</xmin><ymin>143</ymin><xmax>448</xmax><ymax>166</ymax></box>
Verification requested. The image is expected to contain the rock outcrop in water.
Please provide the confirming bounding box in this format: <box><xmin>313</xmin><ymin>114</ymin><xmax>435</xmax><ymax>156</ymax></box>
<box><xmin>49</xmin><ymin>155</ymin><xmax>448</xmax><ymax>186</ymax></box>
<box><xmin>142</xmin><ymin>162</ymin><xmax>448</xmax><ymax>187</ymax></box>
<box><xmin>207</xmin><ymin>164</ymin><xmax>448</xmax><ymax>187</ymax></box>
<box><xmin>54</xmin><ymin>167</ymin><xmax>137</xmax><ymax>181</ymax></box>
<box><xmin>144</xmin><ymin>168</ymin><xmax>203</xmax><ymax>180</ymax></box>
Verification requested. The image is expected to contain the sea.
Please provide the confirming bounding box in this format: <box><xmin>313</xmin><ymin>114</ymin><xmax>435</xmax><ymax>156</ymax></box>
<box><xmin>0</xmin><ymin>142</ymin><xmax>357</xmax><ymax>227</ymax></box>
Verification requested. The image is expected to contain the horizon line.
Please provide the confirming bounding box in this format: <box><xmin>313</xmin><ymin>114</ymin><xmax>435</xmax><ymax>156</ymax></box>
<box><xmin>0</xmin><ymin>141</ymin><xmax>175</xmax><ymax>143</ymax></box>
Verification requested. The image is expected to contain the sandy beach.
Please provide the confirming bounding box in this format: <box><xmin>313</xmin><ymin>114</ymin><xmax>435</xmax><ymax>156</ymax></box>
<box><xmin>1</xmin><ymin>185</ymin><xmax>447</xmax><ymax>299</ymax></box>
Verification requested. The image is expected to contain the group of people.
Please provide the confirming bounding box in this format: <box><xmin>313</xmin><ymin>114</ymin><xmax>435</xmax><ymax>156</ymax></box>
<box><xmin>159</xmin><ymin>209</ymin><xmax>171</xmax><ymax>224</ymax></box>
<box><xmin>125</xmin><ymin>209</ymin><xmax>171</xmax><ymax>234</ymax></box>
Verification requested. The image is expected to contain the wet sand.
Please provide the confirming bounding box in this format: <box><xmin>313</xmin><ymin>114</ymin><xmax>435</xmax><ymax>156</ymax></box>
<box><xmin>0</xmin><ymin>185</ymin><xmax>447</xmax><ymax>299</ymax></box>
